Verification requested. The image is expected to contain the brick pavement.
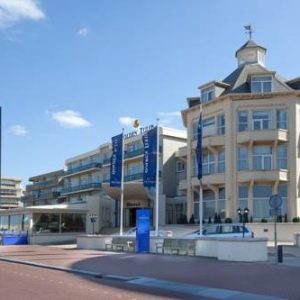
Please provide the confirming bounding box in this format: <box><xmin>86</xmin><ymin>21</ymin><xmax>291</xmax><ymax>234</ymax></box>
<box><xmin>1</xmin><ymin>245</ymin><xmax>300</xmax><ymax>299</ymax></box>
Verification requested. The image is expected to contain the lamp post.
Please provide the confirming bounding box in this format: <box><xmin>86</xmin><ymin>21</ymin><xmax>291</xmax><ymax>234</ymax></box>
<box><xmin>237</xmin><ymin>207</ymin><xmax>249</xmax><ymax>238</ymax></box>
<box><xmin>89</xmin><ymin>213</ymin><xmax>97</xmax><ymax>235</ymax></box>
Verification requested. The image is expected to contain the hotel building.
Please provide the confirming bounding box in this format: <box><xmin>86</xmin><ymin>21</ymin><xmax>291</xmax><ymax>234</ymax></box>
<box><xmin>55</xmin><ymin>126</ymin><xmax>186</xmax><ymax>232</ymax></box>
<box><xmin>181</xmin><ymin>39</ymin><xmax>300</xmax><ymax>222</ymax></box>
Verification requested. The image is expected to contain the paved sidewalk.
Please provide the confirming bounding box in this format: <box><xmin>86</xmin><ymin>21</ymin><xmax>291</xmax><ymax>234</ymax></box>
<box><xmin>1</xmin><ymin>245</ymin><xmax>300</xmax><ymax>299</ymax></box>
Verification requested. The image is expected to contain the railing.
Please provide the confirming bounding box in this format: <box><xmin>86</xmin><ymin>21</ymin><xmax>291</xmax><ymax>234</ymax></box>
<box><xmin>102</xmin><ymin>158</ymin><xmax>111</xmax><ymax>165</ymax></box>
<box><xmin>64</xmin><ymin>162</ymin><xmax>102</xmax><ymax>175</ymax></box>
<box><xmin>124</xmin><ymin>173</ymin><xmax>143</xmax><ymax>182</ymax></box>
<box><xmin>27</xmin><ymin>179</ymin><xmax>57</xmax><ymax>189</ymax></box>
<box><xmin>124</xmin><ymin>148</ymin><xmax>144</xmax><ymax>159</ymax></box>
<box><xmin>61</xmin><ymin>182</ymin><xmax>101</xmax><ymax>194</ymax></box>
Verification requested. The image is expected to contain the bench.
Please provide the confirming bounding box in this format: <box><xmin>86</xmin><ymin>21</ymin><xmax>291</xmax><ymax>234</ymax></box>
<box><xmin>156</xmin><ymin>238</ymin><xmax>196</xmax><ymax>256</ymax></box>
<box><xmin>105</xmin><ymin>237</ymin><xmax>135</xmax><ymax>252</ymax></box>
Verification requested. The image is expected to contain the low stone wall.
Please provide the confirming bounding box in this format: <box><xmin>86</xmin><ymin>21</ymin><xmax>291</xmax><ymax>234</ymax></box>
<box><xmin>77</xmin><ymin>235</ymin><xmax>268</xmax><ymax>262</ymax></box>
<box><xmin>29</xmin><ymin>233</ymin><xmax>82</xmax><ymax>245</ymax></box>
<box><xmin>251</xmin><ymin>223</ymin><xmax>300</xmax><ymax>242</ymax></box>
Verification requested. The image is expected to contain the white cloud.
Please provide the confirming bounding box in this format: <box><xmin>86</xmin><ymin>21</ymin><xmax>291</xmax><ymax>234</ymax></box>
<box><xmin>9</xmin><ymin>125</ymin><xmax>28</xmax><ymax>136</ymax></box>
<box><xmin>51</xmin><ymin>110</ymin><xmax>92</xmax><ymax>128</ymax></box>
<box><xmin>78</xmin><ymin>27</ymin><xmax>89</xmax><ymax>36</ymax></box>
<box><xmin>0</xmin><ymin>0</ymin><xmax>45</xmax><ymax>28</ymax></box>
<box><xmin>158</xmin><ymin>111</ymin><xmax>181</xmax><ymax>117</ymax></box>
<box><xmin>119</xmin><ymin>116</ymin><xmax>136</xmax><ymax>127</ymax></box>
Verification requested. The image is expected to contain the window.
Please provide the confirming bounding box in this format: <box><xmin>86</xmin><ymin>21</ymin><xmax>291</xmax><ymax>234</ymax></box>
<box><xmin>61</xmin><ymin>214</ymin><xmax>86</xmax><ymax>232</ymax></box>
<box><xmin>218</xmin><ymin>149</ymin><xmax>225</xmax><ymax>173</ymax></box>
<box><xmin>203</xmin><ymin>190</ymin><xmax>215</xmax><ymax>219</ymax></box>
<box><xmin>201</xmin><ymin>86</ymin><xmax>215</xmax><ymax>103</ymax></box>
<box><xmin>203</xmin><ymin>117</ymin><xmax>216</xmax><ymax>137</ymax></box>
<box><xmin>127</xmin><ymin>142</ymin><xmax>140</xmax><ymax>153</ymax></box>
<box><xmin>176</xmin><ymin>161</ymin><xmax>185</xmax><ymax>172</ymax></box>
<box><xmin>238</xmin><ymin>111</ymin><xmax>248</xmax><ymax>132</ymax></box>
<box><xmin>253</xmin><ymin>185</ymin><xmax>272</xmax><ymax>219</ymax></box>
<box><xmin>238</xmin><ymin>186</ymin><xmax>248</xmax><ymax>210</ymax></box>
<box><xmin>217</xmin><ymin>115</ymin><xmax>225</xmax><ymax>135</ymax></box>
<box><xmin>203</xmin><ymin>152</ymin><xmax>215</xmax><ymax>175</ymax></box>
<box><xmin>237</xmin><ymin>147</ymin><xmax>248</xmax><ymax>170</ymax></box>
<box><xmin>253</xmin><ymin>146</ymin><xmax>272</xmax><ymax>170</ymax></box>
<box><xmin>278</xmin><ymin>184</ymin><xmax>288</xmax><ymax>216</ymax></box>
<box><xmin>277</xmin><ymin>144</ymin><xmax>287</xmax><ymax>169</ymax></box>
<box><xmin>32</xmin><ymin>213</ymin><xmax>60</xmax><ymax>233</ymax></box>
<box><xmin>251</xmin><ymin>76</ymin><xmax>272</xmax><ymax>93</ymax></box>
<box><xmin>252</xmin><ymin>111</ymin><xmax>272</xmax><ymax>130</ymax></box>
<box><xmin>277</xmin><ymin>109</ymin><xmax>287</xmax><ymax>130</ymax></box>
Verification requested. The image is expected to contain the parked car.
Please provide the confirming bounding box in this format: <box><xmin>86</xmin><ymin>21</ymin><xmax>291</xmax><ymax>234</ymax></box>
<box><xmin>186</xmin><ymin>224</ymin><xmax>254</xmax><ymax>238</ymax></box>
<box><xmin>113</xmin><ymin>227</ymin><xmax>173</xmax><ymax>237</ymax></box>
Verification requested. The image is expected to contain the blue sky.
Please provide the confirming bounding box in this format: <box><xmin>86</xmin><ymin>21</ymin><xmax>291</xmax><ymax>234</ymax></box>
<box><xmin>1</xmin><ymin>0</ymin><xmax>300</xmax><ymax>182</ymax></box>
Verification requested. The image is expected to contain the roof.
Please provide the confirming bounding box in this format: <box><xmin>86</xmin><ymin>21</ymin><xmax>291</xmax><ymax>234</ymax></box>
<box><xmin>235</xmin><ymin>40</ymin><xmax>267</xmax><ymax>57</ymax></box>
<box><xmin>221</xmin><ymin>63</ymin><xmax>293</xmax><ymax>95</ymax></box>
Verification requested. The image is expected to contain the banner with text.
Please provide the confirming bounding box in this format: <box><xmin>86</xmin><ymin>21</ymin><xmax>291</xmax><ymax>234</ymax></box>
<box><xmin>110</xmin><ymin>133</ymin><xmax>123</xmax><ymax>187</ymax></box>
<box><xmin>143</xmin><ymin>126</ymin><xmax>157</xmax><ymax>187</ymax></box>
<box><xmin>196</xmin><ymin>113</ymin><xmax>202</xmax><ymax>180</ymax></box>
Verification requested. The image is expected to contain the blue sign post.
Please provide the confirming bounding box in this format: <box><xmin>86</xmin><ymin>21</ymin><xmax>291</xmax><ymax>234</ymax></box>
<box><xmin>136</xmin><ymin>209</ymin><xmax>150</xmax><ymax>253</ymax></box>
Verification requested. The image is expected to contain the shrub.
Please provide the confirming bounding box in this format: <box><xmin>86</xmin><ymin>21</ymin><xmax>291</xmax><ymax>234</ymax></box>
<box><xmin>292</xmin><ymin>217</ymin><xmax>300</xmax><ymax>223</ymax></box>
<box><xmin>225</xmin><ymin>218</ymin><xmax>232</xmax><ymax>223</ymax></box>
<box><xmin>261</xmin><ymin>218</ymin><xmax>268</xmax><ymax>223</ymax></box>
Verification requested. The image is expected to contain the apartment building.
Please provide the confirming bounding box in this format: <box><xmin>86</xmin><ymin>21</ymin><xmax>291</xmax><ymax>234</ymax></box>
<box><xmin>23</xmin><ymin>170</ymin><xmax>64</xmax><ymax>206</ymax></box>
<box><xmin>181</xmin><ymin>39</ymin><xmax>300</xmax><ymax>222</ymax></box>
<box><xmin>0</xmin><ymin>177</ymin><xmax>23</xmax><ymax>209</ymax></box>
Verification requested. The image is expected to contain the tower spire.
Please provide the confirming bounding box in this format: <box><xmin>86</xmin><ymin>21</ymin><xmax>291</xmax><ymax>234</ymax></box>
<box><xmin>244</xmin><ymin>25</ymin><xmax>253</xmax><ymax>40</ymax></box>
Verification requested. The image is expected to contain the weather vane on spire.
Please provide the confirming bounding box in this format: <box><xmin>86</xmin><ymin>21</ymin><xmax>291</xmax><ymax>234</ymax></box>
<box><xmin>244</xmin><ymin>25</ymin><xmax>254</xmax><ymax>40</ymax></box>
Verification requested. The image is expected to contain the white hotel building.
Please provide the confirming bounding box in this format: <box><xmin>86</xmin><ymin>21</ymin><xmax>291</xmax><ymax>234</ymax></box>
<box><xmin>181</xmin><ymin>39</ymin><xmax>300</xmax><ymax>222</ymax></box>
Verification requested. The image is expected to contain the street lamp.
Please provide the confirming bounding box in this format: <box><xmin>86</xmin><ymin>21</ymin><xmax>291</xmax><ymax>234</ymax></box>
<box><xmin>237</xmin><ymin>207</ymin><xmax>249</xmax><ymax>238</ymax></box>
<box><xmin>89</xmin><ymin>214</ymin><xmax>97</xmax><ymax>235</ymax></box>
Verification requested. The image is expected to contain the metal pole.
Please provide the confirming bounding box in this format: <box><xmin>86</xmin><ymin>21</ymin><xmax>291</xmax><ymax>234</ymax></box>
<box><xmin>274</xmin><ymin>215</ymin><xmax>278</xmax><ymax>263</ymax></box>
<box><xmin>199</xmin><ymin>181</ymin><xmax>203</xmax><ymax>236</ymax></box>
<box><xmin>243</xmin><ymin>215</ymin><xmax>245</xmax><ymax>238</ymax></box>
<box><xmin>0</xmin><ymin>107</ymin><xmax>1</xmax><ymax>207</ymax></box>
<box><xmin>155</xmin><ymin>119</ymin><xmax>160</xmax><ymax>236</ymax></box>
<box><xmin>120</xmin><ymin>128</ymin><xmax>125</xmax><ymax>236</ymax></box>
<box><xmin>199</xmin><ymin>102</ymin><xmax>203</xmax><ymax>237</ymax></box>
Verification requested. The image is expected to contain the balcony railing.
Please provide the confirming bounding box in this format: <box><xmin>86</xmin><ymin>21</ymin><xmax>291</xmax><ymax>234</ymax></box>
<box><xmin>124</xmin><ymin>173</ymin><xmax>143</xmax><ymax>182</ymax></box>
<box><xmin>102</xmin><ymin>158</ymin><xmax>111</xmax><ymax>165</ymax></box>
<box><xmin>65</xmin><ymin>162</ymin><xmax>102</xmax><ymax>175</ymax></box>
<box><xmin>61</xmin><ymin>182</ymin><xmax>101</xmax><ymax>194</ymax></box>
<box><xmin>124</xmin><ymin>148</ymin><xmax>144</xmax><ymax>159</ymax></box>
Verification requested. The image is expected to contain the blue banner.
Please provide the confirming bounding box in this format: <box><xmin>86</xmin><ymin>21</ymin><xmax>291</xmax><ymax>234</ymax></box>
<box><xmin>110</xmin><ymin>133</ymin><xmax>123</xmax><ymax>187</ymax></box>
<box><xmin>196</xmin><ymin>113</ymin><xmax>202</xmax><ymax>180</ymax></box>
<box><xmin>143</xmin><ymin>127</ymin><xmax>157</xmax><ymax>187</ymax></box>
<box><xmin>136</xmin><ymin>209</ymin><xmax>150</xmax><ymax>253</ymax></box>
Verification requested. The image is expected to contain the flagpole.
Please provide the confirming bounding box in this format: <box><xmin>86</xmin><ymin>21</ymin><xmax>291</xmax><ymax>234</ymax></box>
<box><xmin>199</xmin><ymin>104</ymin><xmax>203</xmax><ymax>237</ymax></box>
<box><xmin>155</xmin><ymin>119</ymin><xmax>160</xmax><ymax>236</ymax></box>
<box><xmin>120</xmin><ymin>128</ymin><xmax>125</xmax><ymax>236</ymax></box>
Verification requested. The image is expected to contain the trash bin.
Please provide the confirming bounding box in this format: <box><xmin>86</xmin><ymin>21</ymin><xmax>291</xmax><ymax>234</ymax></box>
<box><xmin>277</xmin><ymin>245</ymin><xmax>283</xmax><ymax>263</ymax></box>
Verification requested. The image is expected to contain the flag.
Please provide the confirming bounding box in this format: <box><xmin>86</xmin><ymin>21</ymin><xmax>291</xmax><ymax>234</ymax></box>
<box><xmin>244</xmin><ymin>25</ymin><xmax>251</xmax><ymax>31</ymax></box>
<box><xmin>143</xmin><ymin>126</ymin><xmax>157</xmax><ymax>187</ymax></box>
<box><xmin>110</xmin><ymin>133</ymin><xmax>123</xmax><ymax>187</ymax></box>
<box><xmin>196</xmin><ymin>113</ymin><xmax>202</xmax><ymax>180</ymax></box>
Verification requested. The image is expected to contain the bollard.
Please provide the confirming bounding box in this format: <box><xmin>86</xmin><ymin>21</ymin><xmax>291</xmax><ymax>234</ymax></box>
<box><xmin>277</xmin><ymin>245</ymin><xmax>283</xmax><ymax>263</ymax></box>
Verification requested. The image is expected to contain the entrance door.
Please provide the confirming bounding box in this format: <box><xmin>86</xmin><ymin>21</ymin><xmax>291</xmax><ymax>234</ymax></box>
<box><xmin>129</xmin><ymin>208</ymin><xmax>137</xmax><ymax>227</ymax></box>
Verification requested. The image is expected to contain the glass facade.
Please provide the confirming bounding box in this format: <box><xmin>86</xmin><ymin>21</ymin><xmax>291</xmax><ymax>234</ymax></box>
<box><xmin>238</xmin><ymin>111</ymin><xmax>248</xmax><ymax>132</ymax></box>
<box><xmin>203</xmin><ymin>152</ymin><xmax>215</xmax><ymax>175</ymax></box>
<box><xmin>218</xmin><ymin>149</ymin><xmax>225</xmax><ymax>173</ymax></box>
<box><xmin>253</xmin><ymin>185</ymin><xmax>272</xmax><ymax>219</ymax></box>
<box><xmin>201</xmin><ymin>86</ymin><xmax>215</xmax><ymax>103</ymax></box>
<box><xmin>277</xmin><ymin>144</ymin><xmax>288</xmax><ymax>169</ymax></box>
<box><xmin>203</xmin><ymin>190</ymin><xmax>215</xmax><ymax>219</ymax></box>
<box><xmin>277</xmin><ymin>109</ymin><xmax>287</xmax><ymax>129</ymax></box>
<box><xmin>238</xmin><ymin>186</ymin><xmax>248</xmax><ymax>210</ymax></box>
<box><xmin>252</xmin><ymin>111</ymin><xmax>272</xmax><ymax>130</ymax></box>
<box><xmin>237</xmin><ymin>147</ymin><xmax>248</xmax><ymax>170</ymax></box>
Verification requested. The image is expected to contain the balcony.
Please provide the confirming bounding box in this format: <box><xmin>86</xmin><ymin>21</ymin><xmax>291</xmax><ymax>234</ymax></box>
<box><xmin>64</xmin><ymin>162</ymin><xmax>102</xmax><ymax>177</ymax></box>
<box><xmin>178</xmin><ymin>179</ymin><xmax>187</xmax><ymax>190</ymax></box>
<box><xmin>124</xmin><ymin>148</ymin><xmax>144</xmax><ymax>159</ymax></box>
<box><xmin>237</xmin><ymin>129</ymin><xmax>288</xmax><ymax>144</ymax></box>
<box><xmin>61</xmin><ymin>182</ymin><xmax>101</xmax><ymax>195</ymax></box>
<box><xmin>175</xmin><ymin>147</ymin><xmax>187</xmax><ymax>158</ymax></box>
<box><xmin>192</xmin><ymin>126</ymin><xmax>225</xmax><ymax>148</ymax></box>
<box><xmin>27</xmin><ymin>179</ymin><xmax>58</xmax><ymax>191</ymax></box>
<box><xmin>124</xmin><ymin>173</ymin><xmax>143</xmax><ymax>182</ymax></box>
<box><xmin>237</xmin><ymin>169</ymin><xmax>288</xmax><ymax>183</ymax></box>
<box><xmin>102</xmin><ymin>158</ymin><xmax>111</xmax><ymax>165</ymax></box>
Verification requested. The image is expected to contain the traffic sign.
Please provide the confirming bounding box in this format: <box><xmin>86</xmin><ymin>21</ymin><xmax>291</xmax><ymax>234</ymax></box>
<box><xmin>269</xmin><ymin>194</ymin><xmax>282</xmax><ymax>209</ymax></box>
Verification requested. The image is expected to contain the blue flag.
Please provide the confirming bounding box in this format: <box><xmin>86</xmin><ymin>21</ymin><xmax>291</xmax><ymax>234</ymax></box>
<box><xmin>196</xmin><ymin>113</ymin><xmax>202</xmax><ymax>180</ymax></box>
<box><xmin>110</xmin><ymin>133</ymin><xmax>123</xmax><ymax>187</ymax></box>
<box><xmin>143</xmin><ymin>127</ymin><xmax>157</xmax><ymax>187</ymax></box>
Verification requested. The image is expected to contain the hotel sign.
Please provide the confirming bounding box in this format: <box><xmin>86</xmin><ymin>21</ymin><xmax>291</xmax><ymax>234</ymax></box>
<box><xmin>124</xmin><ymin>125</ymin><xmax>154</xmax><ymax>139</ymax></box>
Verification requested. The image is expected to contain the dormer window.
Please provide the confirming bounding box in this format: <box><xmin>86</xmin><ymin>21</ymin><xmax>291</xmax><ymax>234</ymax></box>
<box><xmin>201</xmin><ymin>86</ymin><xmax>215</xmax><ymax>103</ymax></box>
<box><xmin>251</xmin><ymin>76</ymin><xmax>272</xmax><ymax>93</ymax></box>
